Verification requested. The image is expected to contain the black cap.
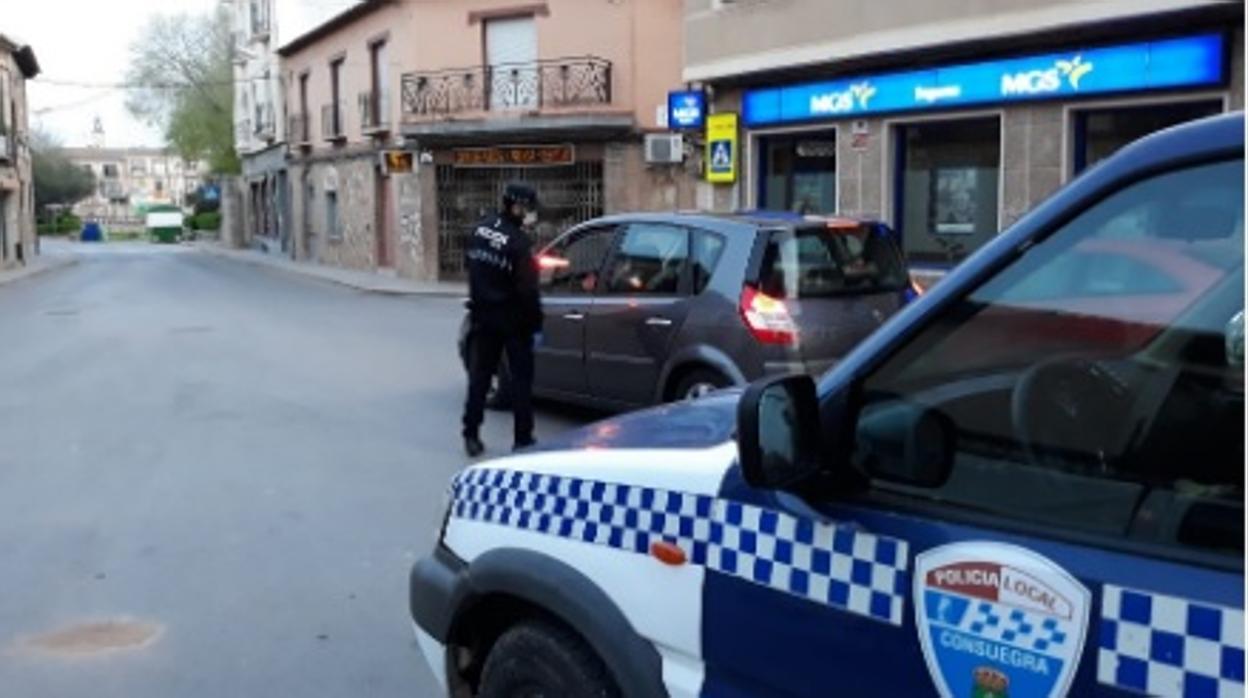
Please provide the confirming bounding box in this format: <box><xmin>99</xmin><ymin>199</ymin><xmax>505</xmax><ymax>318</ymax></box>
<box><xmin>502</xmin><ymin>182</ymin><xmax>539</xmax><ymax>210</ymax></box>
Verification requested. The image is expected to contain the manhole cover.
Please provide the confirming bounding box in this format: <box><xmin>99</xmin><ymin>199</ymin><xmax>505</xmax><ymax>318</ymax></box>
<box><xmin>25</xmin><ymin>619</ymin><xmax>162</xmax><ymax>656</ymax></box>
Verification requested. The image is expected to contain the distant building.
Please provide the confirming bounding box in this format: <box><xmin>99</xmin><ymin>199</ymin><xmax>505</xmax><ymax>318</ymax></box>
<box><xmin>61</xmin><ymin>133</ymin><xmax>208</xmax><ymax>223</ymax></box>
<box><xmin>223</xmin><ymin>0</ymin><xmax>360</xmax><ymax>255</ymax></box>
<box><xmin>0</xmin><ymin>32</ymin><xmax>38</xmax><ymax>268</ymax></box>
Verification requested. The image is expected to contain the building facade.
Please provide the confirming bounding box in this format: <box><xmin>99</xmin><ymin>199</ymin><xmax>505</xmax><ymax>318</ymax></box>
<box><xmin>0</xmin><ymin>34</ymin><xmax>38</xmax><ymax>268</ymax></box>
<box><xmin>684</xmin><ymin>0</ymin><xmax>1244</xmax><ymax>273</ymax></box>
<box><xmin>225</xmin><ymin>0</ymin><xmax>358</xmax><ymax>255</ymax></box>
<box><xmin>62</xmin><ymin>142</ymin><xmax>206</xmax><ymax>225</ymax></box>
<box><xmin>279</xmin><ymin>0</ymin><xmax>689</xmax><ymax>280</ymax></box>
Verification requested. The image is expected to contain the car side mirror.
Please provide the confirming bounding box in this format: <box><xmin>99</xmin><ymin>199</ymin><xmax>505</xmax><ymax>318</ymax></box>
<box><xmin>737</xmin><ymin>375</ymin><xmax>822</xmax><ymax>490</ymax></box>
<box><xmin>853</xmin><ymin>399</ymin><xmax>955</xmax><ymax>488</ymax></box>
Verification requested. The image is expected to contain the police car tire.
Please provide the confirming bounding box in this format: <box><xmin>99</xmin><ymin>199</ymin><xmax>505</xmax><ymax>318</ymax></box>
<box><xmin>477</xmin><ymin>619</ymin><xmax>620</xmax><ymax>698</ymax></box>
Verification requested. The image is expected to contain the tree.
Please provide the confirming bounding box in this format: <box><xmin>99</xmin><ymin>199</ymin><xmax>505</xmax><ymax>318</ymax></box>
<box><xmin>31</xmin><ymin>130</ymin><xmax>95</xmax><ymax>215</ymax></box>
<box><xmin>125</xmin><ymin>9</ymin><xmax>239</xmax><ymax>174</ymax></box>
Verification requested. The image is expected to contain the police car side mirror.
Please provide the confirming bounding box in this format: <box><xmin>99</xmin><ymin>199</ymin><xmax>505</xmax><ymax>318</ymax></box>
<box><xmin>738</xmin><ymin>375</ymin><xmax>823</xmax><ymax>490</ymax></box>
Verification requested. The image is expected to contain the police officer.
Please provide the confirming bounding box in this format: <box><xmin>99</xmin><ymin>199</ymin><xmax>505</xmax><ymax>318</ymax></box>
<box><xmin>461</xmin><ymin>183</ymin><xmax>542</xmax><ymax>457</ymax></box>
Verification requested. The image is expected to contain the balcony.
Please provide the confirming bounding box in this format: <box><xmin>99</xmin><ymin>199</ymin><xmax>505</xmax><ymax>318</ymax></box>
<box><xmin>359</xmin><ymin>91</ymin><xmax>391</xmax><ymax>135</ymax></box>
<box><xmin>401</xmin><ymin>56</ymin><xmax>612</xmax><ymax>121</ymax></box>
<box><xmin>321</xmin><ymin>103</ymin><xmax>345</xmax><ymax>141</ymax></box>
<box><xmin>289</xmin><ymin>113</ymin><xmax>310</xmax><ymax>146</ymax></box>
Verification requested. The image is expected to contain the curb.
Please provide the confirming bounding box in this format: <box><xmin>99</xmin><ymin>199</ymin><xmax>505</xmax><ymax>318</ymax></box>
<box><xmin>0</xmin><ymin>256</ymin><xmax>79</xmax><ymax>288</ymax></box>
<box><xmin>197</xmin><ymin>244</ymin><xmax>466</xmax><ymax>298</ymax></box>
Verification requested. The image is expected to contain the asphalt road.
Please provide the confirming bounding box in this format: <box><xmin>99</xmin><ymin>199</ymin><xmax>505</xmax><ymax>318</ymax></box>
<box><xmin>0</xmin><ymin>242</ymin><xmax>591</xmax><ymax>696</ymax></box>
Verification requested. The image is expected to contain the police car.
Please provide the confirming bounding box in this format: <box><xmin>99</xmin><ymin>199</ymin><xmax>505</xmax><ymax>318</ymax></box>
<box><xmin>410</xmin><ymin>113</ymin><xmax>1244</xmax><ymax>698</ymax></box>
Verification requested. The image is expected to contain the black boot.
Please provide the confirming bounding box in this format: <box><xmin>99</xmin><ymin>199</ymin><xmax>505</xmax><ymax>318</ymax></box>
<box><xmin>464</xmin><ymin>436</ymin><xmax>485</xmax><ymax>458</ymax></box>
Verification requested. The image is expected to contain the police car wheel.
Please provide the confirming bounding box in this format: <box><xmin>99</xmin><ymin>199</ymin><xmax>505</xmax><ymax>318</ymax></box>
<box><xmin>477</xmin><ymin>620</ymin><xmax>620</xmax><ymax>698</ymax></box>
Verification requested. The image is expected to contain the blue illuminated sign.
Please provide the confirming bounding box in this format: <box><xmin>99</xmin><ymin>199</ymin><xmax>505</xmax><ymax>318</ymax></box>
<box><xmin>668</xmin><ymin>90</ymin><xmax>707</xmax><ymax>129</ymax></box>
<box><xmin>743</xmin><ymin>33</ymin><xmax>1226</xmax><ymax>127</ymax></box>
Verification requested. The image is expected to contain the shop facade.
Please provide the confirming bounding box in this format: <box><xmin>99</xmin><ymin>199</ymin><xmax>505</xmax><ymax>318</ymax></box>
<box><xmin>694</xmin><ymin>9</ymin><xmax>1243</xmax><ymax>273</ymax></box>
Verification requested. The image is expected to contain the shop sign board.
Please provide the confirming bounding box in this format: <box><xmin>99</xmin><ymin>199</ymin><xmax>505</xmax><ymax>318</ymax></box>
<box><xmin>743</xmin><ymin>33</ymin><xmax>1226</xmax><ymax>127</ymax></box>
<box><xmin>668</xmin><ymin>90</ymin><xmax>707</xmax><ymax>130</ymax></box>
<box><xmin>452</xmin><ymin>144</ymin><xmax>576</xmax><ymax>168</ymax></box>
<box><xmin>706</xmin><ymin>113</ymin><xmax>738</xmax><ymax>184</ymax></box>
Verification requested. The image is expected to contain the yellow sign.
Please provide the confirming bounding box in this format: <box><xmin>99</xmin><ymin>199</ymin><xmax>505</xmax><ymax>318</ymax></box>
<box><xmin>705</xmin><ymin>112</ymin><xmax>738</xmax><ymax>184</ymax></box>
<box><xmin>382</xmin><ymin>150</ymin><xmax>414</xmax><ymax>174</ymax></box>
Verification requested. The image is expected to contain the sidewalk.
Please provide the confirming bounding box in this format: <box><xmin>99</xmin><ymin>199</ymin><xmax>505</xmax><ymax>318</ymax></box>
<box><xmin>0</xmin><ymin>242</ymin><xmax>79</xmax><ymax>288</ymax></box>
<box><xmin>198</xmin><ymin>242</ymin><xmax>467</xmax><ymax>297</ymax></box>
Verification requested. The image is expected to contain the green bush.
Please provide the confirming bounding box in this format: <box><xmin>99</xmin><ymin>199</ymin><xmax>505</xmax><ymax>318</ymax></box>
<box><xmin>192</xmin><ymin>212</ymin><xmax>221</xmax><ymax>231</ymax></box>
<box><xmin>37</xmin><ymin>214</ymin><xmax>82</xmax><ymax>235</ymax></box>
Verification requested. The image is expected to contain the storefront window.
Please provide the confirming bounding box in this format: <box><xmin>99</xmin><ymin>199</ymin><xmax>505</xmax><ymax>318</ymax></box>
<box><xmin>758</xmin><ymin>132</ymin><xmax>836</xmax><ymax>214</ymax></box>
<box><xmin>1074</xmin><ymin>100</ymin><xmax>1223</xmax><ymax>173</ymax></box>
<box><xmin>896</xmin><ymin>117</ymin><xmax>1000</xmax><ymax>265</ymax></box>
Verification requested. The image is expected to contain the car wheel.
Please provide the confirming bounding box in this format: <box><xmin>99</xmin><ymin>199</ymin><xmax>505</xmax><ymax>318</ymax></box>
<box><xmin>673</xmin><ymin>368</ymin><xmax>730</xmax><ymax>401</ymax></box>
<box><xmin>477</xmin><ymin>620</ymin><xmax>620</xmax><ymax>698</ymax></box>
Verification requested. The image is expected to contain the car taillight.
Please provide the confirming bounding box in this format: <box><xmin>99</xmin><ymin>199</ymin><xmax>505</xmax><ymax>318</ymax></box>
<box><xmin>537</xmin><ymin>255</ymin><xmax>570</xmax><ymax>270</ymax></box>
<box><xmin>740</xmin><ymin>286</ymin><xmax>798</xmax><ymax>345</ymax></box>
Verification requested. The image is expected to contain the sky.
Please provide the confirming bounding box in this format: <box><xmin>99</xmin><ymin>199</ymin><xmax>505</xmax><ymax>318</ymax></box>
<box><xmin>10</xmin><ymin>0</ymin><xmax>220</xmax><ymax>148</ymax></box>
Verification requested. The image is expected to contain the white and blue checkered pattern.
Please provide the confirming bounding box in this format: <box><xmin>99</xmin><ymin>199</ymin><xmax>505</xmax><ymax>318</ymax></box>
<box><xmin>954</xmin><ymin>600</ymin><xmax>1071</xmax><ymax>653</ymax></box>
<box><xmin>451</xmin><ymin>468</ymin><xmax>910</xmax><ymax>625</ymax></box>
<box><xmin>1099</xmin><ymin>584</ymin><xmax>1245</xmax><ymax>698</ymax></box>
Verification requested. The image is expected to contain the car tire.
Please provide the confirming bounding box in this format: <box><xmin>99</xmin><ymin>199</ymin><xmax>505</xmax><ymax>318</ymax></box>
<box><xmin>673</xmin><ymin>368</ymin><xmax>731</xmax><ymax>401</ymax></box>
<box><xmin>477</xmin><ymin>620</ymin><xmax>620</xmax><ymax>698</ymax></box>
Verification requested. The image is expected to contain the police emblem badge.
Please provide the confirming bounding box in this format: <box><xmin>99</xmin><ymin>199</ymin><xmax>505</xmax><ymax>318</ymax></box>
<box><xmin>915</xmin><ymin>542</ymin><xmax>1091</xmax><ymax>698</ymax></box>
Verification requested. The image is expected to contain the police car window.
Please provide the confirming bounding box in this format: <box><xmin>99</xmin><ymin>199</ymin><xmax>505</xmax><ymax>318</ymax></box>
<box><xmin>853</xmin><ymin>159</ymin><xmax>1244</xmax><ymax>559</ymax></box>
<box><xmin>691</xmin><ymin>229</ymin><xmax>726</xmax><ymax>295</ymax></box>
<box><xmin>604</xmin><ymin>223</ymin><xmax>690</xmax><ymax>296</ymax></box>
<box><xmin>539</xmin><ymin>226</ymin><xmax>616</xmax><ymax>294</ymax></box>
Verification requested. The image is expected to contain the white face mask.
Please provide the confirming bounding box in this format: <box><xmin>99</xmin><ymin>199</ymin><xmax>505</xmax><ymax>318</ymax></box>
<box><xmin>523</xmin><ymin>211</ymin><xmax>538</xmax><ymax>226</ymax></box>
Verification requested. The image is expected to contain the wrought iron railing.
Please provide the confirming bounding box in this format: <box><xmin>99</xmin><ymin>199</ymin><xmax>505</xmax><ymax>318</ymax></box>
<box><xmin>321</xmin><ymin>103</ymin><xmax>345</xmax><ymax>140</ymax></box>
<box><xmin>359</xmin><ymin>91</ymin><xmax>390</xmax><ymax>133</ymax></box>
<box><xmin>401</xmin><ymin>56</ymin><xmax>612</xmax><ymax>120</ymax></box>
<box><xmin>254</xmin><ymin>104</ymin><xmax>275</xmax><ymax>138</ymax></box>
<box><xmin>235</xmin><ymin>119</ymin><xmax>251</xmax><ymax>143</ymax></box>
<box><xmin>289</xmin><ymin>113</ymin><xmax>310</xmax><ymax>144</ymax></box>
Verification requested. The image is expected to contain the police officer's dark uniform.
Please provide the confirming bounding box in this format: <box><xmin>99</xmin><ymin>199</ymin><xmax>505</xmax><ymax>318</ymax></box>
<box><xmin>461</xmin><ymin>184</ymin><xmax>542</xmax><ymax>457</ymax></box>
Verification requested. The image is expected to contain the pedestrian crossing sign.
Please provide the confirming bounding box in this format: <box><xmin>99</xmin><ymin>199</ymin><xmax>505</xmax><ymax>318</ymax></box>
<box><xmin>705</xmin><ymin>113</ymin><xmax>738</xmax><ymax>184</ymax></box>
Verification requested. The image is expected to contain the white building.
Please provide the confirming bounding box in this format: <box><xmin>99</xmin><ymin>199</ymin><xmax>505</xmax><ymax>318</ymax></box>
<box><xmin>224</xmin><ymin>0</ymin><xmax>358</xmax><ymax>254</ymax></box>
<box><xmin>62</xmin><ymin>122</ymin><xmax>208</xmax><ymax>224</ymax></box>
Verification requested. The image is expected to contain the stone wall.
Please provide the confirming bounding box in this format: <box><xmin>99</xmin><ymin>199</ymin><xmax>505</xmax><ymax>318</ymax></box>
<box><xmin>1001</xmin><ymin>104</ymin><xmax>1064</xmax><ymax>229</ymax></box>
<box><xmin>395</xmin><ymin>165</ymin><xmax>438</xmax><ymax>282</ymax></box>
<box><xmin>603</xmin><ymin>141</ymin><xmax>699</xmax><ymax>214</ymax></box>
<box><xmin>289</xmin><ymin>154</ymin><xmax>378</xmax><ymax>271</ymax></box>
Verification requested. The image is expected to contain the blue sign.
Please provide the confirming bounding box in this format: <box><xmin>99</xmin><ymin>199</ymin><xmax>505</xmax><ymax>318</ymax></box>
<box><xmin>744</xmin><ymin>33</ymin><xmax>1226</xmax><ymax>127</ymax></box>
<box><xmin>668</xmin><ymin>90</ymin><xmax>707</xmax><ymax>129</ymax></box>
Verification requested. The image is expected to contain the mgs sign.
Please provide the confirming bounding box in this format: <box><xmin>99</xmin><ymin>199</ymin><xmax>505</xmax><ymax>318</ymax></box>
<box><xmin>1001</xmin><ymin>55</ymin><xmax>1094</xmax><ymax>96</ymax></box>
<box><xmin>810</xmin><ymin>82</ymin><xmax>877</xmax><ymax>116</ymax></box>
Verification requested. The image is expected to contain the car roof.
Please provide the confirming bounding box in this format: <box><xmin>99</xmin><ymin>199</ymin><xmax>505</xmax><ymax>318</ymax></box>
<box><xmin>581</xmin><ymin>211</ymin><xmax>885</xmax><ymax>233</ymax></box>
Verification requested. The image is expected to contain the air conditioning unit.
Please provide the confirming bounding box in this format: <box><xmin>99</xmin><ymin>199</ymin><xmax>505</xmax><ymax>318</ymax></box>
<box><xmin>644</xmin><ymin>133</ymin><xmax>684</xmax><ymax>164</ymax></box>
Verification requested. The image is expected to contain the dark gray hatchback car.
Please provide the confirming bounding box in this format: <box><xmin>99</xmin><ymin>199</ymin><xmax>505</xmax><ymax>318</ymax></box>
<box><xmin>459</xmin><ymin>212</ymin><xmax>911</xmax><ymax>411</ymax></box>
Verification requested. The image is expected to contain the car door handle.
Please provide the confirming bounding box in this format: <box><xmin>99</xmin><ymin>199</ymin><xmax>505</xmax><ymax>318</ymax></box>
<box><xmin>562</xmin><ymin>312</ymin><xmax>585</xmax><ymax>321</ymax></box>
<box><xmin>645</xmin><ymin>317</ymin><xmax>673</xmax><ymax>327</ymax></box>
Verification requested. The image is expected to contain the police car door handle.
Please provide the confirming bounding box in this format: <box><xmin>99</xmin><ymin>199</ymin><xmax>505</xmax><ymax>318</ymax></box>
<box><xmin>645</xmin><ymin>317</ymin><xmax>673</xmax><ymax>327</ymax></box>
<box><xmin>562</xmin><ymin>312</ymin><xmax>585</xmax><ymax>321</ymax></box>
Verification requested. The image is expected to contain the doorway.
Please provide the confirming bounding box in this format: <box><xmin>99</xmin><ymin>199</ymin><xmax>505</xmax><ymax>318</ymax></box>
<box><xmin>374</xmin><ymin>170</ymin><xmax>396</xmax><ymax>269</ymax></box>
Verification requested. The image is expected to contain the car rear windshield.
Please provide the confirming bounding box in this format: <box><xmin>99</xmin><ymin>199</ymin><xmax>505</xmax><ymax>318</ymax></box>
<box><xmin>757</xmin><ymin>224</ymin><xmax>907</xmax><ymax>298</ymax></box>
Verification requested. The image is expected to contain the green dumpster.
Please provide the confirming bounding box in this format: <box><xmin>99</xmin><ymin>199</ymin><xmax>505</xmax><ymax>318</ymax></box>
<box><xmin>146</xmin><ymin>206</ymin><xmax>184</xmax><ymax>244</ymax></box>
